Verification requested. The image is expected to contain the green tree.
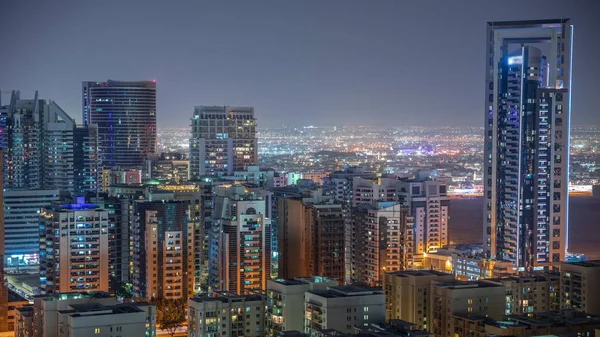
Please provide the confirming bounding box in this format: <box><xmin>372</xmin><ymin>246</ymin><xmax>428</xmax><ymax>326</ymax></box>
<box><xmin>109</xmin><ymin>275</ymin><xmax>134</xmax><ymax>299</ymax></box>
<box><xmin>152</xmin><ymin>298</ymin><xmax>187</xmax><ymax>337</ymax></box>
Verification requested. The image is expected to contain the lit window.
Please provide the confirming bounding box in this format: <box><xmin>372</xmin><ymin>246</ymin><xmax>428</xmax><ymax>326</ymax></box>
<box><xmin>95</xmin><ymin>328</ymin><xmax>101</xmax><ymax>334</ymax></box>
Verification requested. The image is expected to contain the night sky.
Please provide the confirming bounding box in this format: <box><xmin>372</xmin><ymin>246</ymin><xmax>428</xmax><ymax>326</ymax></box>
<box><xmin>1</xmin><ymin>0</ymin><xmax>599</xmax><ymax>128</ymax></box>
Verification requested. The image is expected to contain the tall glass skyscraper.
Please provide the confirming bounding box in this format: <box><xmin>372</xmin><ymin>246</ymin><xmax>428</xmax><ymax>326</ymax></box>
<box><xmin>83</xmin><ymin>80</ymin><xmax>157</xmax><ymax>169</ymax></box>
<box><xmin>483</xmin><ymin>19</ymin><xmax>573</xmax><ymax>271</ymax></box>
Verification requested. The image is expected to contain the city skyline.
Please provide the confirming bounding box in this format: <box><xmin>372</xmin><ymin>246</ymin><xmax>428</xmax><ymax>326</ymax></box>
<box><xmin>1</xmin><ymin>1</ymin><xmax>599</xmax><ymax>128</ymax></box>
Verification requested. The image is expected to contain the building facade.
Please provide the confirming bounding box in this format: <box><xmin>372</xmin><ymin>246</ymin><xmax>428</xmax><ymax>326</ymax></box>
<box><xmin>0</xmin><ymin>151</ymin><xmax>6</xmax><ymax>332</ymax></box>
<box><xmin>483</xmin><ymin>19</ymin><xmax>573</xmax><ymax>270</ymax></box>
<box><xmin>0</xmin><ymin>91</ymin><xmax>100</xmax><ymax>194</ymax></box>
<box><xmin>430</xmin><ymin>281</ymin><xmax>506</xmax><ymax>337</ymax></box>
<box><xmin>349</xmin><ymin>202</ymin><xmax>414</xmax><ymax>285</ymax></box>
<box><xmin>397</xmin><ymin>173</ymin><xmax>449</xmax><ymax>265</ymax></box>
<box><xmin>561</xmin><ymin>260</ymin><xmax>600</xmax><ymax>315</ymax></box>
<box><xmin>208</xmin><ymin>185</ymin><xmax>271</xmax><ymax>293</ymax></box>
<box><xmin>132</xmin><ymin>200</ymin><xmax>195</xmax><ymax>299</ymax></box>
<box><xmin>190</xmin><ymin>106</ymin><xmax>257</xmax><ymax>179</ymax></box>
<box><xmin>39</xmin><ymin>199</ymin><xmax>110</xmax><ymax>294</ymax></box>
<box><xmin>483</xmin><ymin>273</ymin><xmax>560</xmax><ymax>315</ymax></box>
<box><xmin>383</xmin><ymin>270</ymin><xmax>454</xmax><ymax>330</ymax></box>
<box><xmin>266</xmin><ymin>276</ymin><xmax>338</xmax><ymax>336</ymax></box>
<box><xmin>277</xmin><ymin>190</ymin><xmax>345</xmax><ymax>282</ymax></box>
<box><xmin>4</xmin><ymin>189</ymin><xmax>63</xmax><ymax>270</ymax></box>
<box><xmin>188</xmin><ymin>293</ymin><xmax>266</xmax><ymax>337</ymax></box>
<box><xmin>83</xmin><ymin>80</ymin><xmax>157</xmax><ymax>169</ymax></box>
<box><xmin>304</xmin><ymin>286</ymin><xmax>386</xmax><ymax>334</ymax></box>
<box><xmin>18</xmin><ymin>292</ymin><xmax>155</xmax><ymax>337</ymax></box>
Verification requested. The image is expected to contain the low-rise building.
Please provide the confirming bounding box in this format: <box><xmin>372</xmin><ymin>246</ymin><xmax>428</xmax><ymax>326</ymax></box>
<box><xmin>429</xmin><ymin>280</ymin><xmax>505</xmax><ymax>337</ymax></box>
<box><xmin>304</xmin><ymin>286</ymin><xmax>385</xmax><ymax>334</ymax></box>
<box><xmin>452</xmin><ymin>311</ymin><xmax>600</xmax><ymax>337</ymax></box>
<box><xmin>55</xmin><ymin>302</ymin><xmax>155</xmax><ymax>337</ymax></box>
<box><xmin>482</xmin><ymin>273</ymin><xmax>560</xmax><ymax>315</ymax></box>
<box><xmin>383</xmin><ymin>270</ymin><xmax>454</xmax><ymax>330</ymax></box>
<box><xmin>188</xmin><ymin>292</ymin><xmax>267</xmax><ymax>337</ymax></box>
<box><xmin>8</xmin><ymin>290</ymin><xmax>30</xmax><ymax>332</ymax></box>
<box><xmin>16</xmin><ymin>292</ymin><xmax>155</xmax><ymax>337</ymax></box>
<box><xmin>267</xmin><ymin>276</ymin><xmax>338</xmax><ymax>336</ymax></box>
<box><xmin>561</xmin><ymin>260</ymin><xmax>600</xmax><ymax>315</ymax></box>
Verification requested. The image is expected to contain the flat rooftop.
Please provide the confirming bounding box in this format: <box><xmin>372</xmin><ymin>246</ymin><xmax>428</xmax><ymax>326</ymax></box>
<box><xmin>270</xmin><ymin>278</ymin><xmax>309</xmax><ymax>286</ymax></box>
<box><xmin>58</xmin><ymin>303</ymin><xmax>143</xmax><ymax>317</ymax></box>
<box><xmin>388</xmin><ymin>270</ymin><xmax>452</xmax><ymax>277</ymax></box>
<box><xmin>309</xmin><ymin>285</ymin><xmax>383</xmax><ymax>298</ymax></box>
<box><xmin>488</xmin><ymin>19</ymin><xmax>570</xmax><ymax>27</ymax></box>
<box><xmin>565</xmin><ymin>260</ymin><xmax>600</xmax><ymax>268</ymax></box>
<box><xmin>37</xmin><ymin>291</ymin><xmax>113</xmax><ymax>302</ymax></box>
<box><xmin>190</xmin><ymin>293</ymin><xmax>264</xmax><ymax>304</ymax></box>
<box><xmin>432</xmin><ymin>280</ymin><xmax>502</xmax><ymax>289</ymax></box>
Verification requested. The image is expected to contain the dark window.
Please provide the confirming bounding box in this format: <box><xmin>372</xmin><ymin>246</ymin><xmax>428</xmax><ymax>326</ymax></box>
<box><xmin>554</xmin><ymin>168</ymin><xmax>562</xmax><ymax>176</ymax></box>
<box><xmin>555</xmin><ymin>117</ymin><xmax>563</xmax><ymax>126</ymax></box>
<box><xmin>553</xmin><ymin>254</ymin><xmax>560</xmax><ymax>262</ymax></box>
<box><xmin>554</xmin><ymin>155</ymin><xmax>562</xmax><ymax>164</ymax></box>
<box><xmin>553</xmin><ymin>192</ymin><xmax>561</xmax><ymax>201</ymax></box>
<box><xmin>553</xmin><ymin>217</ymin><xmax>561</xmax><ymax>225</ymax></box>
<box><xmin>411</xmin><ymin>186</ymin><xmax>420</xmax><ymax>195</ymax></box>
<box><xmin>553</xmin><ymin>241</ymin><xmax>560</xmax><ymax>249</ymax></box>
<box><xmin>553</xmin><ymin>205</ymin><xmax>561</xmax><ymax>213</ymax></box>
<box><xmin>553</xmin><ymin>229</ymin><xmax>560</xmax><ymax>237</ymax></box>
<box><xmin>554</xmin><ymin>180</ymin><xmax>561</xmax><ymax>188</ymax></box>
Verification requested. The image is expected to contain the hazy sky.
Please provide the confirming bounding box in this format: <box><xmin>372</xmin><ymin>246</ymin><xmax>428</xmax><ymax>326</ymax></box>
<box><xmin>1</xmin><ymin>0</ymin><xmax>599</xmax><ymax>128</ymax></box>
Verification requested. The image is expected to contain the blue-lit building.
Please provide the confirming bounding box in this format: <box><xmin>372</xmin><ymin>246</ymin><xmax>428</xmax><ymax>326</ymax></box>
<box><xmin>39</xmin><ymin>198</ymin><xmax>110</xmax><ymax>294</ymax></box>
<box><xmin>483</xmin><ymin>19</ymin><xmax>573</xmax><ymax>270</ymax></box>
<box><xmin>83</xmin><ymin>80</ymin><xmax>157</xmax><ymax>169</ymax></box>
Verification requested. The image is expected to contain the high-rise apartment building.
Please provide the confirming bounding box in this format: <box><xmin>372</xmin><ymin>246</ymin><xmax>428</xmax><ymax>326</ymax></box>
<box><xmin>189</xmin><ymin>106</ymin><xmax>257</xmax><ymax>179</ymax></box>
<box><xmin>73</xmin><ymin>125</ymin><xmax>101</xmax><ymax>195</ymax></box>
<box><xmin>87</xmin><ymin>193</ymin><xmax>133</xmax><ymax>288</ymax></box>
<box><xmin>397</xmin><ymin>172</ymin><xmax>449</xmax><ymax>265</ymax></box>
<box><xmin>277</xmin><ymin>189</ymin><xmax>345</xmax><ymax>282</ymax></box>
<box><xmin>483</xmin><ymin>19</ymin><xmax>573</xmax><ymax>270</ymax></box>
<box><xmin>39</xmin><ymin>198</ymin><xmax>110</xmax><ymax>294</ymax></box>
<box><xmin>132</xmin><ymin>200</ymin><xmax>195</xmax><ymax>299</ymax></box>
<box><xmin>349</xmin><ymin>202</ymin><xmax>414</xmax><ymax>285</ymax></box>
<box><xmin>0</xmin><ymin>91</ymin><xmax>100</xmax><ymax>194</ymax></box>
<box><xmin>352</xmin><ymin>177</ymin><xmax>397</xmax><ymax>206</ymax></box>
<box><xmin>322</xmin><ymin>167</ymin><xmax>377</xmax><ymax>206</ymax></box>
<box><xmin>83</xmin><ymin>80</ymin><xmax>157</xmax><ymax>169</ymax></box>
<box><xmin>208</xmin><ymin>185</ymin><xmax>271</xmax><ymax>293</ymax></box>
<box><xmin>0</xmin><ymin>151</ymin><xmax>7</xmax><ymax>332</ymax></box>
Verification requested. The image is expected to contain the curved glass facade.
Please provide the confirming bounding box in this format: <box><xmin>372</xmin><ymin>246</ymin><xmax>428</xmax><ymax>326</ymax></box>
<box><xmin>83</xmin><ymin>80</ymin><xmax>156</xmax><ymax>169</ymax></box>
